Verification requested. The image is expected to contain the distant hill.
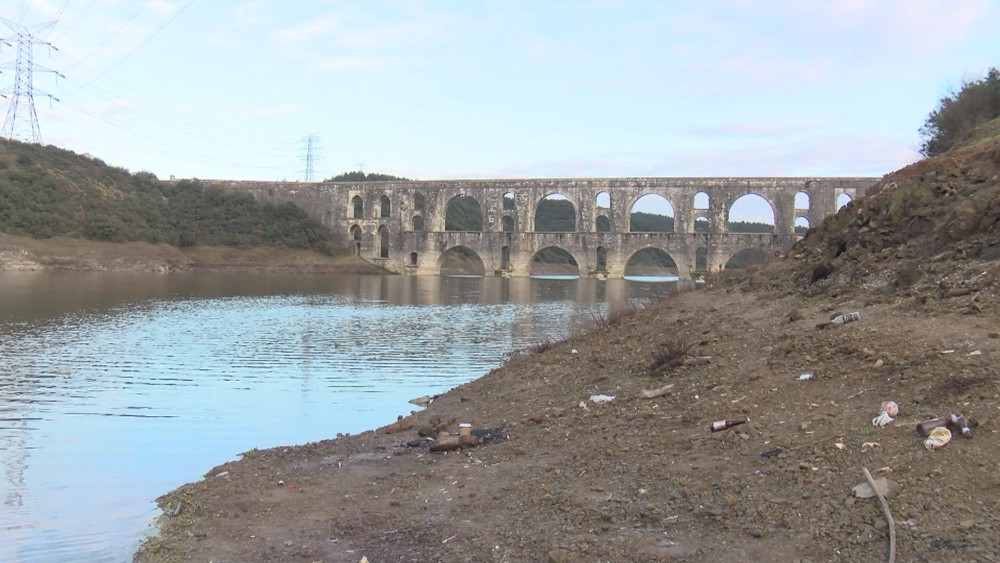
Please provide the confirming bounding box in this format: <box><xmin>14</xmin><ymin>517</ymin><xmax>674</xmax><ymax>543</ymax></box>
<box><xmin>0</xmin><ymin>139</ymin><xmax>334</xmax><ymax>251</ymax></box>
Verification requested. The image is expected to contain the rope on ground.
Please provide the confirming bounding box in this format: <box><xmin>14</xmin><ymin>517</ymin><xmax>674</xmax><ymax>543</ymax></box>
<box><xmin>863</xmin><ymin>466</ymin><xmax>896</xmax><ymax>563</ymax></box>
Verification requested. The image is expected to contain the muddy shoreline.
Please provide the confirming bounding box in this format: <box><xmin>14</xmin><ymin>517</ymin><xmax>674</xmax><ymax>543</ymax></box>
<box><xmin>0</xmin><ymin>234</ymin><xmax>385</xmax><ymax>275</ymax></box>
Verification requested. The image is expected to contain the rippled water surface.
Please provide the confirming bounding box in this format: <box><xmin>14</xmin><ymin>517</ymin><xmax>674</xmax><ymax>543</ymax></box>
<box><xmin>0</xmin><ymin>272</ymin><xmax>672</xmax><ymax>562</ymax></box>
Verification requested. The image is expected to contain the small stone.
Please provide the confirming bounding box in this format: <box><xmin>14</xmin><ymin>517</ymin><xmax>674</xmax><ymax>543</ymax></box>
<box><xmin>874</xmin><ymin>359</ymin><xmax>884</xmax><ymax>368</ymax></box>
<box><xmin>959</xmin><ymin>519</ymin><xmax>976</xmax><ymax>529</ymax></box>
<box><xmin>548</xmin><ymin>549</ymin><xmax>569</xmax><ymax>563</ymax></box>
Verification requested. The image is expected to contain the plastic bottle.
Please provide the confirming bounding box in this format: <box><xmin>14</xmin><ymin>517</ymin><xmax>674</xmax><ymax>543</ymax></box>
<box><xmin>915</xmin><ymin>417</ymin><xmax>949</xmax><ymax>436</ymax></box>
<box><xmin>830</xmin><ymin>311</ymin><xmax>861</xmax><ymax>324</ymax></box>
<box><xmin>950</xmin><ymin>413</ymin><xmax>972</xmax><ymax>438</ymax></box>
<box><xmin>708</xmin><ymin>418</ymin><xmax>747</xmax><ymax>432</ymax></box>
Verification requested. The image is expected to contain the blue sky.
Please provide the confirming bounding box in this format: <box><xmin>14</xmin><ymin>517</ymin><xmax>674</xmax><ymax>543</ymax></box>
<box><xmin>4</xmin><ymin>0</ymin><xmax>999</xmax><ymax>183</ymax></box>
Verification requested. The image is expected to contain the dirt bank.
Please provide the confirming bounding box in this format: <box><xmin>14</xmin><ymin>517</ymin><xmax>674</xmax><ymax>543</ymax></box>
<box><xmin>0</xmin><ymin>234</ymin><xmax>385</xmax><ymax>274</ymax></box>
<box><xmin>134</xmin><ymin>139</ymin><xmax>999</xmax><ymax>562</ymax></box>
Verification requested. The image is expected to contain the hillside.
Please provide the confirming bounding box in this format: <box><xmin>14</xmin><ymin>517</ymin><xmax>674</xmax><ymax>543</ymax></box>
<box><xmin>136</xmin><ymin>129</ymin><xmax>998</xmax><ymax>561</ymax></box>
<box><xmin>0</xmin><ymin>139</ymin><xmax>334</xmax><ymax>252</ymax></box>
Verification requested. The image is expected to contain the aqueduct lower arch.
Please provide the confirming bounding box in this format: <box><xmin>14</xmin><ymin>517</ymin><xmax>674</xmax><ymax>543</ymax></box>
<box><xmin>219</xmin><ymin>177</ymin><xmax>876</xmax><ymax>280</ymax></box>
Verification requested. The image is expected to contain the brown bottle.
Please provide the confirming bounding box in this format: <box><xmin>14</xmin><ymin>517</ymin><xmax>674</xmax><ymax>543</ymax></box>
<box><xmin>950</xmin><ymin>413</ymin><xmax>972</xmax><ymax>438</ymax></box>
<box><xmin>916</xmin><ymin>417</ymin><xmax>949</xmax><ymax>436</ymax></box>
<box><xmin>708</xmin><ymin>418</ymin><xmax>747</xmax><ymax>432</ymax></box>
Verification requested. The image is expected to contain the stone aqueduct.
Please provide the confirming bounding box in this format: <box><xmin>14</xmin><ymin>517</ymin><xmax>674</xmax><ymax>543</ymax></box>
<box><xmin>221</xmin><ymin>177</ymin><xmax>876</xmax><ymax>280</ymax></box>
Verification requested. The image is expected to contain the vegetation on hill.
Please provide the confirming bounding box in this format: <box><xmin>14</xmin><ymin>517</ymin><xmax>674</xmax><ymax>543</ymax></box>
<box><xmin>325</xmin><ymin>171</ymin><xmax>411</xmax><ymax>182</ymax></box>
<box><xmin>920</xmin><ymin>66</ymin><xmax>1000</xmax><ymax>157</ymax></box>
<box><xmin>0</xmin><ymin>140</ymin><xmax>334</xmax><ymax>251</ymax></box>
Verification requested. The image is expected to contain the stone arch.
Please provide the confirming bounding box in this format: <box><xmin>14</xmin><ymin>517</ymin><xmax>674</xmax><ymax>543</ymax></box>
<box><xmin>695</xmin><ymin>247</ymin><xmax>707</xmax><ymax>271</ymax></box>
<box><xmin>377</xmin><ymin>225</ymin><xmax>390</xmax><ymax>259</ymax></box>
<box><xmin>535</xmin><ymin>193</ymin><xmax>576</xmax><ymax>232</ymax></box>
<box><xmin>408</xmin><ymin>252</ymin><xmax>418</xmax><ymax>267</ymax></box>
<box><xmin>438</xmin><ymin>245</ymin><xmax>486</xmax><ymax>276</ymax></box>
<box><xmin>528</xmin><ymin>246</ymin><xmax>581</xmax><ymax>277</ymax></box>
<box><xmin>502</xmin><ymin>192</ymin><xmax>516</xmax><ymax>211</ymax></box>
<box><xmin>501</xmin><ymin>245</ymin><xmax>511</xmax><ymax>270</ymax></box>
<box><xmin>379</xmin><ymin>194</ymin><xmax>391</xmax><ymax>218</ymax></box>
<box><xmin>413</xmin><ymin>192</ymin><xmax>426</xmax><ymax>213</ymax></box>
<box><xmin>351</xmin><ymin>195</ymin><xmax>364</xmax><ymax>219</ymax></box>
<box><xmin>727</xmin><ymin>193</ymin><xmax>775</xmax><ymax>233</ymax></box>
<box><xmin>624</xmin><ymin>247</ymin><xmax>678</xmax><ymax>277</ymax></box>
<box><xmin>412</xmin><ymin>215</ymin><xmax>425</xmax><ymax>231</ymax></box>
<box><xmin>349</xmin><ymin>224</ymin><xmax>362</xmax><ymax>257</ymax></box>
<box><xmin>629</xmin><ymin>194</ymin><xmax>675</xmax><ymax>233</ymax></box>
<box><xmin>694</xmin><ymin>191</ymin><xmax>710</xmax><ymax>209</ymax></box>
<box><xmin>596</xmin><ymin>246</ymin><xmax>608</xmax><ymax>271</ymax></box>
<box><xmin>596</xmin><ymin>191</ymin><xmax>611</xmax><ymax>209</ymax></box>
<box><xmin>445</xmin><ymin>195</ymin><xmax>484</xmax><ymax>231</ymax></box>
<box><xmin>502</xmin><ymin>215</ymin><xmax>515</xmax><ymax>232</ymax></box>
<box><xmin>794</xmin><ymin>216</ymin><xmax>810</xmax><ymax>234</ymax></box>
<box><xmin>837</xmin><ymin>193</ymin><xmax>853</xmax><ymax>210</ymax></box>
<box><xmin>794</xmin><ymin>191</ymin><xmax>810</xmax><ymax>210</ymax></box>
<box><xmin>596</xmin><ymin>215</ymin><xmax>611</xmax><ymax>232</ymax></box>
<box><xmin>694</xmin><ymin>215</ymin><xmax>710</xmax><ymax>233</ymax></box>
<box><xmin>723</xmin><ymin>247</ymin><xmax>768</xmax><ymax>270</ymax></box>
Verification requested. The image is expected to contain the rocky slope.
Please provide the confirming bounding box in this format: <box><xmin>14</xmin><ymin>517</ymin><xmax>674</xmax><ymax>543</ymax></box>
<box><xmin>136</xmin><ymin>137</ymin><xmax>998</xmax><ymax>563</ymax></box>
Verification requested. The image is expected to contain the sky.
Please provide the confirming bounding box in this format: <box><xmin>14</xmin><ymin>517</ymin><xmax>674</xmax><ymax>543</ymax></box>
<box><xmin>2</xmin><ymin>0</ymin><xmax>998</xmax><ymax>185</ymax></box>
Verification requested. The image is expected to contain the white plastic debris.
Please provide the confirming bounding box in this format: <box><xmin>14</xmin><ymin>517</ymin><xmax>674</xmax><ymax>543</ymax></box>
<box><xmin>872</xmin><ymin>400</ymin><xmax>898</xmax><ymax>427</ymax></box>
<box><xmin>797</xmin><ymin>372</ymin><xmax>815</xmax><ymax>381</ymax></box>
<box><xmin>880</xmin><ymin>401</ymin><xmax>899</xmax><ymax>417</ymax></box>
<box><xmin>589</xmin><ymin>394</ymin><xmax>615</xmax><ymax>404</ymax></box>
<box><xmin>967</xmin><ymin>350</ymin><xmax>982</xmax><ymax>357</ymax></box>
<box><xmin>872</xmin><ymin>412</ymin><xmax>894</xmax><ymax>427</ymax></box>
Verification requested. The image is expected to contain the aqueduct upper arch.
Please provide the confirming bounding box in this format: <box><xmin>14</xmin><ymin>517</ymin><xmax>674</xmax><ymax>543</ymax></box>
<box><xmin>218</xmin><ymin>177</ymin><xmax>877</xmax><ymax>280</ymax></box>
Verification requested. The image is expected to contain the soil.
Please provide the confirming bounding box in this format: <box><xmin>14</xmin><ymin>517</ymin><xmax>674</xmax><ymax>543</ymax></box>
<box><xmin>126</xmin><ymin>136</ymin><xmax>997</xmax><ymax>562</ymax></box>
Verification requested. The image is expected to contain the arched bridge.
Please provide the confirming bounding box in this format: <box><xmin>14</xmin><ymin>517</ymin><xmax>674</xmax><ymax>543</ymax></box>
<box><xmin>220</xmin><ymin>177</ymin><xmax>876</xmax><ymax>280</ymax></box>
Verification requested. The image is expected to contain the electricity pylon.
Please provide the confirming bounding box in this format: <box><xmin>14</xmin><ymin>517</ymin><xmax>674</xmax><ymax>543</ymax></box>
<box><xmin>299</xmin><ymin>133</ymin><xmax>321</xmax><ymax>181</ymax></box>
<box><xmin>1</xmin><ymin>18</ymin><xmax>63</xmax><ymax>143</ymax></box>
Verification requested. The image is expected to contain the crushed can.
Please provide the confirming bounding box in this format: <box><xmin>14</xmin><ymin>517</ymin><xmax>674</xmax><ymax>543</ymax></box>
<box><xmin>923</xmin><ymin>427</ymin><xmax>952</xmax><ymax>451</ymax></box>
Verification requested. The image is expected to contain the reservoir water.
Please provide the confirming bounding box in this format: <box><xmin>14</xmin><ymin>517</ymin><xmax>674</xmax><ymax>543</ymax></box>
<box><xmin>0</xmin><ymin>271</ymin><xmax>673</xmax><ymax>562</ymax></box>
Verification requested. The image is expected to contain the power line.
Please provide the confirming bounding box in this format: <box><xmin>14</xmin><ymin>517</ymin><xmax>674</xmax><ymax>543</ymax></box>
<box><xmin>60</xmin><ymin>0</ymin><xmax>154</xmax><ymax>75</ymax></box>
<box><xmin>16</xmin><ymin>0</ymin><xmax>33</xmax><ymax>24</ymax></box>
<box><xmin>1</xmin><ymin>17</ymin><xmax>63</xmax><ymax>143</ymax></box>
<box><xmin>63</xmin><ymin>0</ymin><xmax>197</xmax><ymax>93</ymax></box>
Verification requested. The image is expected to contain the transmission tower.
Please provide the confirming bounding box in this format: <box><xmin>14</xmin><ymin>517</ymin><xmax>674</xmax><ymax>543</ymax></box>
<box><xmin>299</xmin><ymin>133</ymin><xmax>321</xmax><ymax>181</ymax></box>
<box><xmin>0</xmin><ymin>18</ymin><xmax>62</xmax><ymax>144</ymax></box>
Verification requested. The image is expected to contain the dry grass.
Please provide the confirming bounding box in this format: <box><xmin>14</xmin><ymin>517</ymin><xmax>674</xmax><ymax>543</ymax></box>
<box><xmin>590</xmin><ymin>300</ymin><xmax>648</xmax><ymax>330</ymax></box>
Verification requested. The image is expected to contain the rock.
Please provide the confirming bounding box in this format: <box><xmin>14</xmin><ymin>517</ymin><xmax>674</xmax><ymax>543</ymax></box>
<box><xmin>787</xmin><ymin>308</ymin><xmax>804</xmax><ymax>322</ymax></box>
<box><xmin>385</xmin><ymin>417</ymin><xmax>415</xmax><ymax>434</ymax></box>
<box><xmin>408</xmin><ymin>394</ymin><xmax>436</xmax><ymax>407</ymax></box>
<box><xmin>811</xmin><ymin>261</ymin><xmax>834</xmax><ymax>283</ymax></box>
<box><xmin>548</xmin><ymin>549</ymin><xmax>569</xmax><ymax>563</ymax></box>
<box><xmin>429</xmin><ymin>433</ymin><xmax>461</xmax><ymax>452</ymax></box>
<box><xmin>852</xmin><ymin>477</ymin><xmax>900</xmax><ymax>499</ymax></box>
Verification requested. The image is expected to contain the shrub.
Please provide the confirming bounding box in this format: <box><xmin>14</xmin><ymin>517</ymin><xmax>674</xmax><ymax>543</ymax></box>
<box><xmin>920</xmin><ymin>67</ymin><xmax>1000</xmax><ymax>157</ymax></box>
<box><xmin>649</xmin><ymin>336</ymin><xmax>695</xmax><ymax>374</ymax></box>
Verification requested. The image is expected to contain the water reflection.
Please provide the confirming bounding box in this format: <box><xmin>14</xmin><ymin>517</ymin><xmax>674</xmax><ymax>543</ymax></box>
<box><xmin>0</xmin><ymin>272</ymin><xmax>673</xmax><ymax>563</ymax></box>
